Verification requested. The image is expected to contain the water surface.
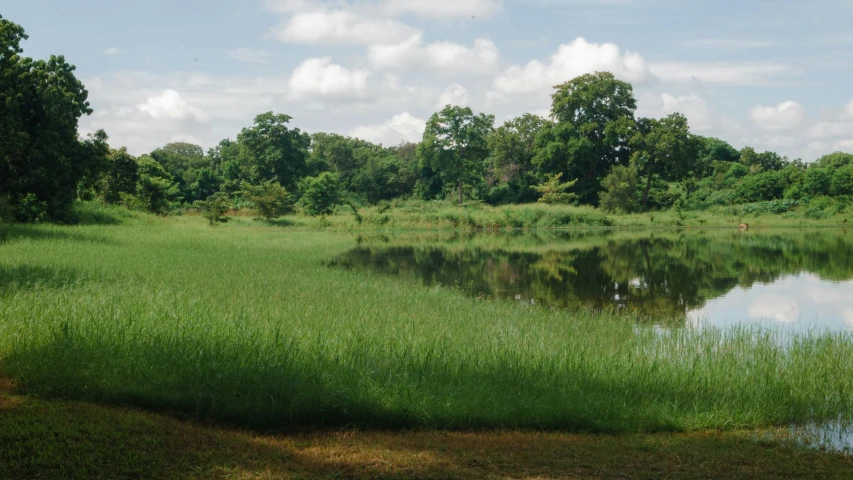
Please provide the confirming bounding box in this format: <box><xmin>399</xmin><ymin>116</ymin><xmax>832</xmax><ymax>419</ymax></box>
<box><xmin>330</xmin><ymin>228</ymin><xmax>853</xmax><ymax>330</ymax></box>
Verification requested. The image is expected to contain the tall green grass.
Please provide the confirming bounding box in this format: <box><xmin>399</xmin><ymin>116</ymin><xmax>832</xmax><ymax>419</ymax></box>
<box><xmin>2</xmin><ymin>216</ymin><xmax>853</xmax><ymax>432</ymax></box>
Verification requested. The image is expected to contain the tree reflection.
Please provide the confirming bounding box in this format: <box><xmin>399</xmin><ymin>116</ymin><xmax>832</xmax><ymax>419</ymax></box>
<box><xmin>330</xmin><ymin>229</ymin><xmax>853</xmax><ymax>321</ymax></box>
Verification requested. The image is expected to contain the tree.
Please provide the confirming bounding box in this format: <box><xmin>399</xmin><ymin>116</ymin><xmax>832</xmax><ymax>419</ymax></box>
<box><xmin>241</xmin><ymin>180</ymin><xmax>293</xmax><ymax>220</ymax></box>
<box><xmin>600</xmin><ymin>163</ymin><xmax>639</xmax><ymax>213</ymax></box>
<box><xmin>238</xmin><ymin>112</ymin><xmax>311</xmax><ymax>191</ymax></box>
<box><xmin>532</xmin><ymin>173</ymin><xmax>578</xmax><ymax>204</ymax></box>
<box><xmin>195</xmin><ymin>192</ymin><xmax>231</xmax><ymax>225</ymax></box>
<box><xmin>0</xmin><ymin>15</ymin><xmax>97</xmax><ymax>221</ymax></box>
<box><xmin>630</xmin><ymin>113</ymin><xmax>700</xmax><ymax>209</ymax></box>
<box><xmin>417</xmin><ymin>105</ymin><xmax>494</xmax><ymax>205</ymax></box>
<box><xmin>99</xmin><ymin>148</ymin><xmax>140</xmax><ymax>204</ymax></box>
<box><xmin>487</xmin><ymin>114</ymin><xmax>550</xmax><ymax>204</ymax></box>
<box><xmin>299</xmin><ymin>172</ymin><xmax>341</xmax><ymax>216</ymax></box>
<box><xmin>533</xmin><ymin>72</ymin><xmax>637</xmax><ymax>205</ymax></box>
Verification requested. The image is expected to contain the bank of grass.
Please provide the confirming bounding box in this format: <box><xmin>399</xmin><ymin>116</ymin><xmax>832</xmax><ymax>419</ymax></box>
<box><xmin>2</xmin><ymin>213</ymin><xmax>853</xmax><ymax>435</ymax></box>
<box><xmin>3</xmin><ymin>381</ymin><xmax>853</xmax><ymax>480</ymax></box>
<box><xmin>236</xmin><ymin>198</ymin><xmax>851</xmax><ymax>231</ymax></box>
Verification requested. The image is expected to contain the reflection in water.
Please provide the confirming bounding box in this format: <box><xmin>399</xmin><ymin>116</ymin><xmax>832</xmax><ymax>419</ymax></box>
<box><xmin>329</xmin><ymin>228</ymin><xmax>853</xmax><ymax>329</ymax></box>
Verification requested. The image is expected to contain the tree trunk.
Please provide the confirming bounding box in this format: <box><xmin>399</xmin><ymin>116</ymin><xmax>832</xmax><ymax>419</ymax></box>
<box><xmin>458</xmin><ymin>179</ymin><xmax>463</xmax><ymax>205</ymax></box>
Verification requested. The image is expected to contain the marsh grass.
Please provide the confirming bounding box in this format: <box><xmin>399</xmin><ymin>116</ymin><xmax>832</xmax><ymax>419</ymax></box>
<box><xmin>2</xmin><ymin>215</ymin><xmax>853</xmax><ymax>433</ymax></box>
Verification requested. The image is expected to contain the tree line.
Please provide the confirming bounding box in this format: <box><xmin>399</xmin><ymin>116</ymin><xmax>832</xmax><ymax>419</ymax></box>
<box><xmin>3</xmin><ymin>14</ymin><xmax>853</xmax><ymax>223</ymax></box>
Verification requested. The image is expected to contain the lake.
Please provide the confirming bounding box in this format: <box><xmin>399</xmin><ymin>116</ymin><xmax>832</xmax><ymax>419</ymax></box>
<box><xmin>330</xmin><ymin>228</ymin><xmax>853</xmax><ymax>331</ymax></box>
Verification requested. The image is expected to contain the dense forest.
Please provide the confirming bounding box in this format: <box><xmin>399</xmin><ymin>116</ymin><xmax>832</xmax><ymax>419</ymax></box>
<box><xmin>3</xmin><ymin>14</ymin><xmax>853</xmax><ymax>223</ymax></box>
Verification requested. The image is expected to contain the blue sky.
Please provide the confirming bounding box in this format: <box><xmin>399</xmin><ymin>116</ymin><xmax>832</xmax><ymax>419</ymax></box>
<box><xmin>5</xmin><ymin>0</ymin><xmax>853</xmax><ymax>159</ymax></box>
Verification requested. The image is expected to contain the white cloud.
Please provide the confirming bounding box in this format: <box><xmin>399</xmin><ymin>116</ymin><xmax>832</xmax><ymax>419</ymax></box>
<box><xmin>749</xmin><ymin>101</ymin><xmax>806</xmax><ymax>131</ymax></box>
<box><xmin>349</xmin><ymin>112</ymin><xmax>426</xmax><ymax>145</ymax></box>
<box><xmin>650</xmin><ymin>62</ymin><xmax>797</xmax><ymax>86</ymax></box>
<box><xmin>288</xmin><ymin>57</ymin><xmax>370</xmax><ymax>100</ymax></box>
<box><xmin>368</xmin><ymin>34</ymin><xmax>499</xmax><ymax>74</ymax></box>
<box><xmin>137</xmin><ymin>90</ymin><xmax>208</xmax><ymax>122</ymax></box>
<box><xmin>104</xmin><ymin>47</ymin><xmax>120</xmax><ymax>55</ymax></box>
<box><xmin>437</xmin><ymin>84</ymin><xmax>469</xmax><ymax>107</ymax></box>
<box><xmin>638</xmin><ymin>93</ymin><xmax>718</xmax><ymax>133</ymax></box>
<box><xmin>378</xmin><ymin>0</ymin><xmax>503</xmax><ymax>18</ymax></box>
<box><xmin>225</xmin><ymin>48</ymin><xmax>273</xmax><ymax>64</ymax></box>
<box><xmin>492</xmin><ymin>37</ymin><xmax>651</xmax><ymax>96</ymax></box>
<box><xmin>273</xmin><ymin>9</ymin><xmax>417</xmax><ymax>45</ymax></box>
<box><xmin>748</xmin><ymin>294</ymin><xmax>800</xmax><ymax>324</ymax></box>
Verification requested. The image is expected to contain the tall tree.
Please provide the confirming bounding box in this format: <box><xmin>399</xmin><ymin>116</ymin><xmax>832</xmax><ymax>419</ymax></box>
<box><xmin>630</xmin><ymin>113</ymin><xmax>700</xmax><ymax>209</ymax></box>
<box><xmin>237</xmin><ymin>112</ymin><xmax>311</xmax><ymax>191</ymax></box>
<box><xmin>417</xmin><ymin>105</ymin><xmax>494</xmax><ymax>204</ymax></box>
<box><xmin>534</xmin><ymin>72</ymin><xmax>637</xmax><ymax>205</ymax></box>
<box><xmin>488</xmin><ymin>114</ymin><xmax>551</xmax><ymax>203</ymax></box>
<box><xmin>0</xmin><ymin>15</ymin><xmax>97</xmax><ymax>220</ymax></box>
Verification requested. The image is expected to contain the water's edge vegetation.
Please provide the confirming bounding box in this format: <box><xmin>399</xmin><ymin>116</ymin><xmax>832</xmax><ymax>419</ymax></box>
<box><xmin>2</xmin><ymin>211</ymin><xmax>853</xmax><ymax>435</ymax></box>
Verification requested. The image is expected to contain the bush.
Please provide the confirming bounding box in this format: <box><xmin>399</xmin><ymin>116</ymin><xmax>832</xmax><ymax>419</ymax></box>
<box><xmin>241</xmin><ymin>180</ymin><xmax>294</xmax><ymax>221</ymax></box>
<box><xmin>194</xmin><ymin>192</ymin><xmax>231</xmax><ymax>225</ymax></box>
<box><xmin>15</xmin><ymin>193</ymin><xmax>49</xmax><ymax>223</ymax></box>
<box><xmin>599</xmin><ymin>164</ymin><xmax>639</xmax><ymax>213</ymax></box>
<box><xmin>299</xmin><ymin>172</ymin><xmax>341</xmax><ymax>216</ymax></box>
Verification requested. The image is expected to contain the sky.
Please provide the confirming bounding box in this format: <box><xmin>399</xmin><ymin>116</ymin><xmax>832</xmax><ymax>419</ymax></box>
<box><xmin>4</xmin><ymin>0</ymin><xmax>853</xmax><ymax>160</ymax></box>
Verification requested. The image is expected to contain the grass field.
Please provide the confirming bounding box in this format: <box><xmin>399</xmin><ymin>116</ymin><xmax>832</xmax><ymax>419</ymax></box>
<box><xmin>2</xmin><ymin>204</ymin><xmax>853</xmax><ymax>437</ymax></box>
<box><xmin>5</xmin><ymin>379</ymin><xmax>853</xmax><ymax>479</ymax></box>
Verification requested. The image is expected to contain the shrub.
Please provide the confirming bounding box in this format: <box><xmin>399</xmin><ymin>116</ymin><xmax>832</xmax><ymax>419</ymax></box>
<box><xmin>299</xmin><ymin>172</ymin><xmax>341</xmax><ymax>216</ymax></box>
<box><xmin>532</xmin><ymin>173</ymin><xmax>578</xmax><ymax>205</ymax></box>
<box><xmin>241</xmin><ymin>180</ymin><xmax>294</xmax><ymax>221</ymax></box>
<box><xmin>194</xmin><ymin>192</ymin><xmax>231</xmax><ymax>225</ymax></box>
<box><xmin>600</xmin><ymin>164</ymin><xmax>639</xmax><ymax>213</ymax></box>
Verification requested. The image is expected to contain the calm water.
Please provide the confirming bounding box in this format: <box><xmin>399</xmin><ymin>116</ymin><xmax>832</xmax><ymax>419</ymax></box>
<box><xmin>330</xmin><ymin>228</ymin><xmax>853</xmax><ymax>331</ymax></box>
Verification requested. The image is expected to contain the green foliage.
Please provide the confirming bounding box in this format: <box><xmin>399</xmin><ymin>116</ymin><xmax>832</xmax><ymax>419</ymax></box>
<box><xmin>0</xmin><ymin>15</ymin><xmax>99</xmax><ymax>221</ymax></box>
<box><xmin>534</xmin><ymin>72</ymin><xmax>637</xmax><ymax>205</ymax></box>
<box><xmin>532</xmin><ymin>173</ymin><xmax>578</xmax><ymax>204</ymax></box>
<box><xmin>417</xmin><ymin>105</ymin><xmax>495</xmax><ymax>204</ymax></box>
<box><xmin>99</xmin><ymin>148</ymin><xmax>140</xmax><ymax>204</ymax></box>
<box><xmin>14</xmin><ymin>193</ymin><xmax>48</xmax><ymax>223</ymax></box>
<box><xmin>194</xmin><ymin>192</ymin><xmax>231</xmax><ymax>225</ymax></box>
<box><xmin>241</xmin><ymin>180</ymin><xmax>293</xmax><ymax>220</ymax></box>
<box><xmin>599</xmin><ymin>164</ymin><xmax>639</xmax><ymax>213</ymax></box>
<box><xmin>299</xmin><ymin>172</ymin><xmax>341</xmax><ymax>216</ymax></box>
<box><xmin>238</xmin><ymin>112</ymin><xmax>310</xmax><ymax>191</ymax></box>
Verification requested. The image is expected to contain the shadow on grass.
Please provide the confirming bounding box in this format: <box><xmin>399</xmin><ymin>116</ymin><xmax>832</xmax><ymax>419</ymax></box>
<box><xmin>264</xmin><ymin>218</ymin><xmax>299</xmax><ymax>227</ymax></box>
<box><xmin>0</xmin><ymin>224</ymin><xmax>111</xmax><ymax>246</ymax></box>
<box><xmin>1</xmin><ymin>382</ymin><xmax>852</xmax><ymax>480</ymax></box>
<box><xmin>0</xmin><ymin>265</ymin><xmax>91</xmax><ymax>297</ymax></box>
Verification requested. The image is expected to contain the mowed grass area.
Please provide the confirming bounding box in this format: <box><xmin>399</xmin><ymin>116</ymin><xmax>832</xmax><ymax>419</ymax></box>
<box><xmin>2</xmin><ymin>211</ymin><xmax>853</xmax><ymax>435</ymax></box>
<box><xmin>4</xmin><ymin>381</ymin><xmax>853</xmax><ymax>480</ymax></box>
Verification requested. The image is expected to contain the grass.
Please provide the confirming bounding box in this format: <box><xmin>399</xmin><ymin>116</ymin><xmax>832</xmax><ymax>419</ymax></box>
<box><xmin>228</xmin><ymin>198</ymin><xmax>852</xmax><ymax>231</ymax></box>
<box><xmin>2</xmin><ymin>211</ymin><xmax>853</xmax><ymax>435</ymax></box>
<box><xmin>3</xmin><ymin>381</ymin><xmax>853</xmax><ymax>479</ymax></box>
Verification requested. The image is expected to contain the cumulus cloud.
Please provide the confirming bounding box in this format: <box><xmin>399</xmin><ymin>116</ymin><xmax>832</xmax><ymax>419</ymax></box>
<box><xmin>437</xmin><ymin>84</ymin><xmax>469</xmax><ymax>107</ymax></box>
<box><xmin>749</xmin><ymin>101</ymin><xmax>806</xmax><ymax>131</ymax></box>
<box><xmin>650</xmin><ymin>62</ymin><xmax>797</xmax><ymax>86</ymax></box>
<box><xmin>137</xmin><ymin>90</ymin><xmax>208</xmax><ymax>122</ymax></box>
<box><xmin>368</xmin><ymin>34</ymin><xmax>499</xmax><ymax>74</ymax></box>
<box><xmin>378</xmin><ymin>0</ymin><xmax>503</xmax><ymax>18</ymax></box>
<box><xmin>637</xmin><ymin>92</ymin><xmax>719</xmax><ymax>133</ymax></box>
<box><xmin>273</xmin><ymin>9</ymin><xmax>417</xmax><ymax>45</ymax></box>
<box><xmin>288</xmin><ymin>57</ymin><xmax>370</xmax><ymax>100</ymax></box>
<box><xmin>349</xmin><ymin>112</ymin><xmax>426</xmax><ymax>145</ymax></box>
<box><xmin>492</xmin><ymin>37</ymin><xmax>651</xmax><ymax>96</ymax></box>
<box><xmin>748</xmin><ymin>294</ymin><xmax>800</xmax><ymax>324</ymax></box>
<box><xmin>226</xmin><ymin>48</ymin><xmax>273</xmax><ymax>63</ymax></box>
<box><xmin>104</xmin><ymin>47</ymin><xmax>120</xmax><ymax>55</ymax></box>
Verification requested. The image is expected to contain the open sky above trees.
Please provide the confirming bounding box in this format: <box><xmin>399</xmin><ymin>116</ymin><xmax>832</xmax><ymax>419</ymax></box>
<box><xmin>5</xmin><ymin>0</ymin><xmax>853</xmax><ymax>160</ymax></box>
